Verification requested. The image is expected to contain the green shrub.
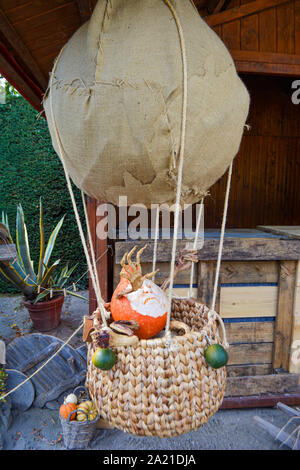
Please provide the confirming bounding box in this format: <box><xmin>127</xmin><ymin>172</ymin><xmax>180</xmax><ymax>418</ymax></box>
<box><xmin>0</xmin><ymin>94</ymin><xmax>88</xmax><ymax>294</ymax></box>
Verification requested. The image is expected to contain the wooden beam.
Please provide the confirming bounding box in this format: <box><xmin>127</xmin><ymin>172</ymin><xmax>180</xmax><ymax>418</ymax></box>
<box><xmin>220</xmin><ymin>285</ymin><xmax>278</xmax><ymax>318</ymax></box>
<box><xmin>232</xmin><ymin>50</ymin><xmax>300</xmax><ymax>75</ymax></box>
<box><xmin>205</xmin><ymin>0</ymin><xmax>225</xmax><ymax>14</ymax></box>
<box><xmin>206</xmin><ymin>0</ymin><xmax>290</xmax><ymax>27</ymax></box>
<box><xmin>235</xmin><ymin>60</ymin><xmax>300</xmax><ymax>76</ymax></box>
<box><xmin>273</xmin><ymin>261</ymin><xmax>298</xmax><ymax>370</ymax></box>
<box><xmin>232</xmin><ymin>50</ymin><xmax>300</xmax><ymax>66</ymax></box>
<box><xmin>0</xmin><ymin>9</ymin><xmax>47</xmax><ymax>90</ymax></box>
<box><xmin>227</xmin><ymin>364</ymin><xmax>272</xmax><ymax>377</ymax></box>
<box><xmin>221</xmin><ymin>387</ymin><xmax>300</xmax><ymax>409</ymax></box>
<box><xmin>225</xmin><ymin>373</ymin><xmax>299</xmax><ymax>397</ymax></box>
<box><xmin>87</xmin><ymin>197</ymin><xmax>109</xmax><ymax>314</ymax></box>
<box><xmin>76</xmin><ymin>0</ymin><xmax>93</xmax><ymax>24</ymax></box>
<box><xmin>197</xmin><ymin>261</ymin><xmax>220</xmax><ymax>311</ymax></box>
<box><xmin>228</xmin><ymin>343</ymin><xmax>273</xmax><ymax>365</ymax></box>
<box><xmin>257</xmin><ymin>225</ymin><xmax>300</xmax><ymax>240</ymax></box>
<box><xmin>0</xmin><ymin>45</ymin><xmax>42</xmax><ymax>112</ymax></box>
<box><xmin>225</xmin><ymin>321</ymin><xmax>274</xmax><ymax>344</ymax></box>
<box><xmin>289</xmin><ymin>261</ymin><xmax>300</xmax><ymax>374</ymax></box>
<box><xmin>208</xmin><ymin>0</ymin><xmax>227</xmax><ymax>14</ymax></box>
<box><xmin>115</xmin><ymin>238</ymin><xmax>300</xmax><ymax>263</ymax></box>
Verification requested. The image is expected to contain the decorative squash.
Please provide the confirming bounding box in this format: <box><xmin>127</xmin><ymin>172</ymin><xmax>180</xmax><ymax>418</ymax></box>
<box><xmin>110</xmin><ymin>246</ymin><xmax>168</xmax><ymax>340</ymax></box>
<box><xmin>64</xmin><ymin>393</ymin><xmax>78</xmax><ymax>405</ymax></box>
<box><xmin>59</xmin><ymin>401</ymin><xmax>77</xmax><ymax>421</ymax></box>
<box><xmin>204</xmin><ymin>344</ymin><xmax>228</xmax><ymax>369</ymax></box>
<box><xmin>92</xmin><ymin>347</ymin><xmax>117</xmax><ymax>371</ymax></box>
<box><xmin>76</xmin><ymin>400</ymin><xmax>98</xmax><ymax>422</ymax></box>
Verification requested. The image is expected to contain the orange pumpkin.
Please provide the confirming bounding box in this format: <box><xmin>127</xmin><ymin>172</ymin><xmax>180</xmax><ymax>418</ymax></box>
<box><xmin>110</xmin><ymin>246</ymin><xmax>168</xmax><ymax>340</ymax></box>
<box><xmin>60</xmin><ymin>401</ymin><xmax>77</xmax><ymax>421</ymax></box>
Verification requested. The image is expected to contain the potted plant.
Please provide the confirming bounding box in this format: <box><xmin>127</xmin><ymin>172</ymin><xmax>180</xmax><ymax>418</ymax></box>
<box><xmin>0</xmin><ymin>200</ymin><xmax>86</xmax><ymax>331</ymax></box>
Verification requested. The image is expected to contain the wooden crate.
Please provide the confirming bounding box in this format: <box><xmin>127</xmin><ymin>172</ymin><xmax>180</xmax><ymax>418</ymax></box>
<box><xmin>114</xmin><ymin>229</ymin><xmax>300</xmax><ymax>403</ymax></box>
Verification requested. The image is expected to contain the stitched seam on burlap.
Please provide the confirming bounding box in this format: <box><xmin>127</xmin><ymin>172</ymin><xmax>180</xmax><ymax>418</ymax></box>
<box><xmin>95</xmin><ymin>0</ymin><xmax>112</xmax><ymax>83</ymax></box>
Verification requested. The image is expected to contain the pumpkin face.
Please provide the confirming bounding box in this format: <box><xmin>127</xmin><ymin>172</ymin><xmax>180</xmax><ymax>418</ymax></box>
<box><xmin>76</xmin><ymin>400</ymin><xmax>98</xmax><ymax>422</ymax></box>
<box><xmin>60</xmin><ymin>402</ymin><xmax>77</xmax><ymax>421</ymax></box>
<box><xmin>111</xmin><ymin>276</ymin><xmax>168</xmax><ymax>340</ymax></box>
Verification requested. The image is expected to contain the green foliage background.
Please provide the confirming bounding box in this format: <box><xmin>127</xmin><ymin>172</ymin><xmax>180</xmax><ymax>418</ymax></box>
<box><xmin>0</xmin><ymin>93</ymin><xmax>87</xmax><ymax>294</ymax></box>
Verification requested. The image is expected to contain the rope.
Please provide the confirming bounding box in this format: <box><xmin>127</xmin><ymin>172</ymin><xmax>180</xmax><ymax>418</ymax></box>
<box><xmin>0</xmin><ymin>322</ymin><xmax>84</xmax><ymax>402</ymax></box>
<box><xmin>49</xmin><ymin>46</ymin><xmax>107</xmax><ymax>327</ymax></box>
<box><xmin>81</xmin><ymin>191</ymin><xmax>104</xmax><ymax>307</ymax></box>
<box><xmin>210</xmin><ymin>161</ymin><xmax>233</xmax><ymax>312</ymax></box>
<box><xmin>162</xmin><ymin>0</ymin><xmax>232</xmax><ymax>350</ymax></box>
<box><xmin>152</xmin><ymin>205</ymin><xmax>160</xmax><ymax>282</ymax></box>
<box><xmin>163</xmin><ymin>0</ymin><xmax>188</xmax><ymax>337</ymax></box>
<box><xmin>204</xmin><ymin>162</ymin><xmax>233</xmax><ymax>350</ymax></box>
<box><xmin>188</xmin><ymin>198</ymin><xmax>204</xmax><ymax>298</ymax></box>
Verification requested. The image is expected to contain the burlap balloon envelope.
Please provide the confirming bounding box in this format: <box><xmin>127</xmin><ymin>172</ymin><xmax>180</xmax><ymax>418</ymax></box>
<box><xmin>44</xmin><ymin>0</ymin><xmax>249</xmax><ymax>208</ymax></box>
<box><xmin>43</xmin><ymin>0</ymin><xmax>250</xmax><ymax>437</ymax></box>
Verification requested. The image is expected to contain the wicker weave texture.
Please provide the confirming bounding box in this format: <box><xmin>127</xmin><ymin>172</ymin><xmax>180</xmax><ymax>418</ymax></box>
<box><xmin>60</xmin><ymin>414</ymin><xmax>99</xmax><ymax>449</ymax></box>
<box><xmin>86</xmin><ymin>299</ymin><xmax>226</xmax><ymax>438</ymax></box>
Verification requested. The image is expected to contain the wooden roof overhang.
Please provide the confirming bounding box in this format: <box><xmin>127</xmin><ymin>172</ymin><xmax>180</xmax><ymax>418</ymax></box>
<box><xmin>0</xmin><ymin>0</ymin><xmax>299</xmax><ymax>112</ymax></box>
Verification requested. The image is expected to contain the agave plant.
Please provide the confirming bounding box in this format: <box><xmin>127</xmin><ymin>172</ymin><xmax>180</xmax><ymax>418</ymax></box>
<box><xmin>0</xmin><ymin>200</ymin><xmax>86</xmax><ymax>304</ymax></box>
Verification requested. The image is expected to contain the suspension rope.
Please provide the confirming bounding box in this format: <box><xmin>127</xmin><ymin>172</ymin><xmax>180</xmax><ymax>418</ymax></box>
<box><xmin>152</xmin><ymin>205</ymin><xmax>160</xmax><ymax>282</ymax></box>
<box><xmin>210</xmin><ymin>161</ymin><xmax>233</xmax><ymax>312</ymax></box>
<box><xmin>163</xmin><ymin>0</ymin><xmax>188</xmax><ymax>337</ymax></box>
<box><xmin>187</xmin><ymin>198</ymin><xmax>204</xmax><ymax>298</ymax></box>
<box><xmin>49</xmin><ymin>45</ymin><xmax>107</xmax><ymax>327</ymax></box>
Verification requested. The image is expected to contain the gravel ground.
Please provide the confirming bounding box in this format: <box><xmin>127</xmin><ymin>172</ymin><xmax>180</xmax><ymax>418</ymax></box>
<box><xmin>0</xmin><ymin>293</ymin><xmax>296</xmax><ymax>451</ymax></box>
<box><xmin>1</xmin><ymin>406</ymin><xmax>293</xmax><ymax>450</ymax></box>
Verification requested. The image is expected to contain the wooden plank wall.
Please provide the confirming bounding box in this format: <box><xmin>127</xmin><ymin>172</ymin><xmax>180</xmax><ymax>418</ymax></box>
<box><xmin>211</xmin><ymin>0</ymin><xmax>298</xmax><ymax>55</ymax></box>
<box><xmin>113</xmin><ymin>259</ymin><xmax>279</xmax><ymax>377</ymax></box>
<box><xmin>110</xmin><ymin>74</ymin><xmax>299</xmax><ymax>231</ymax></box>
<box><xmin>290</xmin><ymin>261</ymin><xmax>300</xmax><ymax>373</ymax></box>
<box><xmin>205</xmin><ymin>74</ymin><xmax>300</xmax><ymax>229</ymax></box>
<box><xmin>114</xmin><ymin>247</ymin><xmax>300</xmax><ymax>381</ymax></box>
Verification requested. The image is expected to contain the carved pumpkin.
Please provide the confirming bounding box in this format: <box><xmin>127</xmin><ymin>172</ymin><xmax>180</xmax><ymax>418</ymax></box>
<box><xmin>110</xmin><ymin>246</ymin><xmax>168</xmax><ymax>340</ymax></box>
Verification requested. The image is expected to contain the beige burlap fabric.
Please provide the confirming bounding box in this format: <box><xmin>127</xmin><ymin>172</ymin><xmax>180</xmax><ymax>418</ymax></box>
<box><xmin>44</xmin><ymin>0</ymin><xmax>249</xmax><ymax>207</ymax></box>
<box><xmin>85</xmin><ymin>298</ymin><xmax>226</xmax><ymax>437</ymax></box>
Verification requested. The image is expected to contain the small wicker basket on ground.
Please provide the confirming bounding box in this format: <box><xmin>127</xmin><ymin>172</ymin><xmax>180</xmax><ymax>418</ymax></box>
<box><xmin>60</xmin><ymin>386</ymin><xmax>100</xmax><ymax>449</ymax></box>
<box><xmin>60</xmin><ymin>411</ymin><xmax>100</xmax><ymax>450</ymax></box>
<box><xmin>86</xmin><ymin>298</ymin><xmax>226</xmax><ymax>438</ymax></box>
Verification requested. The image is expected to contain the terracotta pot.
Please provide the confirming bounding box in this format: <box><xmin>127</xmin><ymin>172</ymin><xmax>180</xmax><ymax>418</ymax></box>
<box><xmin>23</xmin><ymin>296</ymin><xmax>64</xmax><ymax>332</ymax></box>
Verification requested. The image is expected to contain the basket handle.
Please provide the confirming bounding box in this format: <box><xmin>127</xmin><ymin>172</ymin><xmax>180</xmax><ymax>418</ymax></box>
<box><xmin>73</xmin><ymin>385</ymin><xmax>89</xmax><ymax>398</ymax></box>
<box><xmin>207</xmin><ymin>310</ymin><xmax>229</xmax><ymax>349</ymax></box>
<box><xmin>74</xmin><ymin>409</ymin><xmax>89</xmax><ymax>421</ymax></box>
<box><xmin>66</xmin><ymin>409</ymin><xmax>78</xmax><ymax>422</ymax></box>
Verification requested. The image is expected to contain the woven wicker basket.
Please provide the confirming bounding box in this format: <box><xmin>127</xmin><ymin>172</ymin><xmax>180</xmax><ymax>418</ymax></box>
<box><xmin>60</xmin><ymin>410</ymin><xmax>100</xmax><ymax>450</ymax></box>
<box><xmin>60</xmin><ymin>386</ymin><xmax>100</xmax><ymax>449</ymax></box>
<box><xmin>86</xmin><ymin>298</ymin><xmax>226</xmax><ymax>438</ymax></box>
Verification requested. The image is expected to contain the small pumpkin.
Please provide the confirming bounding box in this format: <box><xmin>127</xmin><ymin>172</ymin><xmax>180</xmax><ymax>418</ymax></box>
<box><xmin>76</xmin><ymin>400</ymin><xmax>98</xmax><ymax>422</ymax></box>
<box><xmin>59</xmin><ymin>401</ymin><xmax>77</xmax><ymax>421</ymax></box>
<box><xmin>64</xmin><ymin>393</ymin><xmax>78</xmax><ymax>405</ymax></box>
